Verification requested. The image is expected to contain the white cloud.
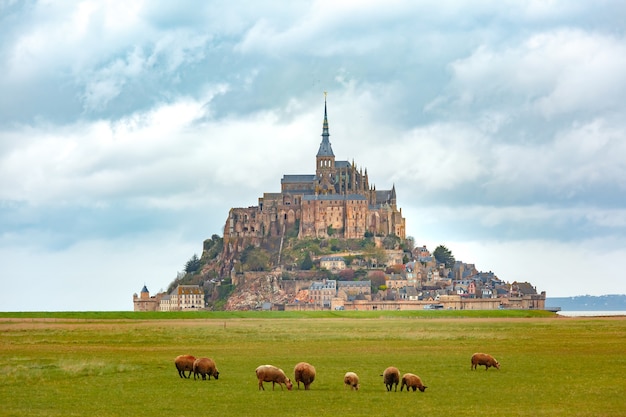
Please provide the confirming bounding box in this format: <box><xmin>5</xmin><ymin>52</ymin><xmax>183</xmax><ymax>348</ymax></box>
<box><xmin>437</xmin><ymin>29</ymin><xmax>626</xmax><ymax>119</ymax></box>
<box><xmin>0</xmin><ymin>86</ymin><xmax>323</xmax><ymax>207</ymax></box>
<box><xmin>0</xmin><ymin>233</ymin><xmax>198</xmax><ymax>311</ymax></box>
<box><xmin>438</xmin><ymin>238</ymin><xmax>626</xmax><ymax>297</ymax></box>
<box><xmin>488</xmin><ymin>118</ymin><xmax>626</xmax><ymax>197</ymax></box>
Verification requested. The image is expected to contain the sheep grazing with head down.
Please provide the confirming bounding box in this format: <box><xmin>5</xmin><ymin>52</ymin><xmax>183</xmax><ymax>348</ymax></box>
<box><xmin>294</xmin><ymin>362</ymin><xmax>316</xmax><ymax>390</ymax></box>
<box><xmin>174</xmin><ymin>355</ymin><xmax>196</xmax><ymax>379</ymax></box>
<box><xmin>382</xmin><ymin>366</ymin><xmax>400</xmax><ymax>391</ymax></box>
<box><xmin>400</xmin><ymin>373</ymin><xmax>427</xmax><ymax>392</ymax></box>
<box><xmin>343</xmin><ymin>372</ymin><xmax>360</xmax><ymax>391</ymax></box>
<box><xmin>193</xmin><ymin>357</ymin><xmax>219</xmax><ymax>380</ymax></box>
<box><xmin>255</xmin><ymin>365</ymin><xmax>293</xmax><ymax>391</ymax></box>
<box><xmin>471</xmin><ymin>353</ymin><xmax>500</xmax><ymax>371</ymax></box>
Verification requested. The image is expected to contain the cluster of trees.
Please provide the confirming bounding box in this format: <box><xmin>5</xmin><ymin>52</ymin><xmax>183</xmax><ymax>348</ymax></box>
<box><xmin>226</xmin><ymin>237</ymin><xmax>455</xmax><ymax>275</ymax></box>
<box><xmin>433</xmin><ymin>245</ymin><xmax>455</xmax><ymax>269</ymax></box>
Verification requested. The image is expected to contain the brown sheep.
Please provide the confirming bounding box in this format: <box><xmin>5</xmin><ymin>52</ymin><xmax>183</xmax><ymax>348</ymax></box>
<box><xmin>294</xmin><ymin>362</ymin><xmax>316</xmax><ymax>390</ymax></box>
<box><xmin>343</xmin><ymin>372</ymin><xmax>360</xmax><ymax>391</ymax></box>
<box><xmin>471</xmin><ymin>353</ymin><xmax>500</xmax><ymax>371</ymax></box>
<box><xmin>174</xmin><ymin>355</ymin><xmax>196</xmax><ymax>379</ymax></box>
<box><xmin>400</xmin><ymin>373</ymin><xmax>427</xmax><ymax>392</ymax></box>
<box><xmin>193</xmin><ymin>357</ymin><xmax>219</xmax><ymax>380</ymax></box>
<box><xmin>382</xmin><ymin>366</ymin><xmax>400</xmax><ymax>391</ymax></box>
<box><xmin>255</xmin><ymin>365</ymin><xmax>293</xmax><ymax>391</ymax></box>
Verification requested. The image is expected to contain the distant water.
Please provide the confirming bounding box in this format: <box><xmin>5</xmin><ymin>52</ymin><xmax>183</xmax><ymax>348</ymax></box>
<box><xmin>546</xmin><ymin>295</ymin><xmax>626</xmax><ymax>313</ymax></box>
<box><xmin>556</xmin><ymin>310</ymin><xmax>626</xmax><ymax>317</ymax></box>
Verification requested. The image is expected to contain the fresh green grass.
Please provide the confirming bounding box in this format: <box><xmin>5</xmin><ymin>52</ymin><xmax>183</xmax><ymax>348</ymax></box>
<box><xmin>0</xmin><ymin>309</ymin><xmax>555</xmax><ymax>320</ymax></box>
<box><xmin>1</xmin><ymin>314</ymin><xmax>624</xmax><ymax>417</ymax></box>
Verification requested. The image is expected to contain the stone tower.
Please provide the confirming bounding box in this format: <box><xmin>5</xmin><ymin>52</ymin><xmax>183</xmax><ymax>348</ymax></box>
<box><xmin>315</xmin><ymin>95</ymin><xmax>336</xmax><ymax>194</ymax></box>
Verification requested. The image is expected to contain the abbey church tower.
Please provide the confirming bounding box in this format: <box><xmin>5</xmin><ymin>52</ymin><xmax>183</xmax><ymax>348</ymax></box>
<box><xmin>223</xmin><ymin>96</ymin><xmax>405</xmax><ymax>247</ymax></box>
<box><xmin>315</xmin><ymin>96</ymin><xmax>336</xmax><ymax>195</ymax></box>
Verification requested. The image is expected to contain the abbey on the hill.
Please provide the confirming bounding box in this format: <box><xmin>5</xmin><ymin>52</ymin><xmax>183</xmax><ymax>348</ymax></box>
<box><xmin>223</xmin><ymin>97</ymin><xmax>406</xmax><ymax>242</ymax></box>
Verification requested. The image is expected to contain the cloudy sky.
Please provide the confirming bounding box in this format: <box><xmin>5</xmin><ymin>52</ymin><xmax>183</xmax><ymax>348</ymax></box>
<box><xmin>1</xmin><ymin>1</ymin><xmax>625</xmax><ymax>311</ymax></box>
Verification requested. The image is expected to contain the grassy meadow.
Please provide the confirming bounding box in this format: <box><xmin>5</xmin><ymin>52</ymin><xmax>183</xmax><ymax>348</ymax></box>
<box><xmin>1</xmin><ymin>311</ymin><xmax>624</xmax><ymax>417</ymax></box>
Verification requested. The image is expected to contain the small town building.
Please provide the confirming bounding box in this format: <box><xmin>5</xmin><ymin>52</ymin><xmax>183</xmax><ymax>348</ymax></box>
<box><xmin>320</xmin><ymin>256</ymin><xmax>346</xmax><ymax>272</ymax></box>
<box><xmin>133</xmin><ymin>284</ymin><xmax>204</xmax><ymax>311</ymax></box>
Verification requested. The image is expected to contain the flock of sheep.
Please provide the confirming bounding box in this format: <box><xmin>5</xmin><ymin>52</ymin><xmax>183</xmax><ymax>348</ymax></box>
<box><xmin>174</xmin><ymin>352</ymin><xmax>500</xmax><ymax>391</ymax></box>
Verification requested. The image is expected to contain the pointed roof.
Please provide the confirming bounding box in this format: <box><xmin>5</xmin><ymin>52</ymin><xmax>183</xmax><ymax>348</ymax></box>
<box><xmin>316</xmin><ymin>94</ymin><xmax>335</xmax><ymax>157</ymax></box>
<box><xmin>141</xmin><ymin>285</ymin><xmax>149</xmax><ymax>293</ymax></box>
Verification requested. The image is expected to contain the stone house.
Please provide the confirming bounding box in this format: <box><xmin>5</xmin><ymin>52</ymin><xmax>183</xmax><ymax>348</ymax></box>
<box><xmin>320</xmin><ymin>256</ymin><xmax>346</xmax><ymax>272</ymax></box>
<box><xmin>309</xmin><ymin>279</ymin><xmax>337</xmax><ymax>308</ymax></box>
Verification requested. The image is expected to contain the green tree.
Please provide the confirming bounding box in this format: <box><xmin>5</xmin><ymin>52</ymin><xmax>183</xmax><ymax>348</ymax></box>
<box><xmin>240</xmin><ymin>246</ymin><xmax>270</xmax><ymax>271</ymax></box>
<box><xmin>382</xmin><ymin>234</ymin><xmax>400</xmax><ymax>250</ymax></box>
<box><xmin>184</xmin><ymin>254</ymin><xmax>201</xmax><ymax>274</ymax></box>
<box><xmin>203</xmin><ymin>234</ymin><xmax>223</xmax><ymax>260</ymax></box>
<box><xmin>433</xmin><ymin>245</ymin><xmax>455</xmax><ymax>269</ymax></box>
<box><xmin>363</xmin><ymin>245</ymin><xmax>387</xmax><ymax>268</ymax></box>
<box><xmin>300</xmin><ymin>252</ymin><xmax>313</xmax><ymax>270</ymax></box>
<box><xmin>404</xmin><ymin>236</ymin><xmax>415</xmax><ymax>252</ymax></box>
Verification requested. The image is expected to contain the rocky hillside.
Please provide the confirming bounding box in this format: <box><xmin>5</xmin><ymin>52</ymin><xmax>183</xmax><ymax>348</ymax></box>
<box><xmin>168</xmin><ymin>233</ymin><xmax>411</xmax><ymax>310</ymax></box>
<box><xmin>223</xmin><ymin>271</ymin><xmax>292</xmax><ymax>310</ymax></box>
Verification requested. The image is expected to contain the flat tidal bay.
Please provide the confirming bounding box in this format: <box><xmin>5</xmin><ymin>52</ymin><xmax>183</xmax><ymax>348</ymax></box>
<box><xmin>1</xmin><ymin>314</ymin><xmax>624</xmax><ymax>417</ymax></box>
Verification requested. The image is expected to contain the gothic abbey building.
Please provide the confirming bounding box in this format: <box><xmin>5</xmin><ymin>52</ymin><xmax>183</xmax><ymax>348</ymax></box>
<box><xmin>223</xmin><ymin>99</ymin><xmax>406</xmax><ymax>249</ymax></box>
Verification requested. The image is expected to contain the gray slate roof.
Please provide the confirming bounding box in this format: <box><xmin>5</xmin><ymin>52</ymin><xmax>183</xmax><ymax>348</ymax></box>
<box><xmin>302</xmin><ymin>194</ymin><xmax>367</xmax><ymax>201</ymax></box>
<box><xmin>281</xmin><ymin>175</ymin><xmax>316</xmax><ymax>183</ymax></box>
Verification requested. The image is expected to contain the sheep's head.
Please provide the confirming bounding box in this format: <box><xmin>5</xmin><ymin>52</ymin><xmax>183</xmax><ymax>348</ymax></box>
<box><xmin>286</xmin><ymin>379</ymin><xmax>293</xmax><ymax>390</ymax></box>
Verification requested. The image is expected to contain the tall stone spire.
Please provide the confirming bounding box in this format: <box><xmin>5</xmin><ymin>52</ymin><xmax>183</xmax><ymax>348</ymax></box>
<box><xmin>316</xmin><ymin>92</ymin><xmax>336</xmax><ymax>194</ymax></box>
<box><xmin>317</xmin><ymin>92</ymin><xmax>334</xmax><ymax>157</ymax></box>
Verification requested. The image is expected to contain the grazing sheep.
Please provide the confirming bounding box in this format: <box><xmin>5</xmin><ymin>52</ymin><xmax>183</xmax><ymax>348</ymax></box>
<box><xmin>193</xmin><ymin>357</ymin><xmax>220</xmax><ymax>380</ymax></box>
<box><xmin>174</xmin><ymin>355</ymin><xmax>196</xmax><ymax>379</ymax></box>
<box><xmin>382</xmin><ymin>366</ymin><xmax>400</xmax><ymax>391</ymax></box>
<box><xmin>471</xmin><ymin>353</ymin><xmax>500</xmax><ymax>371</ymax></box>
<box><xmin>343</xmin><ymin>372</ymin><xmax>360</xmax><ymax>391</ymax></box>
<box><xmin>400</xmin><ymin>373</ymin><xmax>427</xmax><ymax>392</ymax></box>
<box><xmin>255</xmin><ymin>365</ymin><xmax>293</xmax><ymax>391</ymax></box>
<box><xmin>294</xmin><ymin>362</ymin><xmax>316</xmax><ymax>390</ymax></box>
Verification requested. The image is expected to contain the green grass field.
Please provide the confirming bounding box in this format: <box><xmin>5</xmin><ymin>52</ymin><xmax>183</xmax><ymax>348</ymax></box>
<box><xmin>1</xmin><ymin>311</ymin><xmax>624</xmax><ymax>417</ymax></box>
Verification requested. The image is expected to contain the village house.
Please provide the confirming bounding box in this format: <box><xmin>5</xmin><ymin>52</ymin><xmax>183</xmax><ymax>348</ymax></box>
<box><xmin>320</xmin><ymin>256</ymin><xmax>346</xmax><ymax>272</ymax></box>
<box><xmin>385</xmin><ymin>273</ymin><xmax>408</xmax><ymax>290</ymax></box>
<box><xmin>309</xmin><ymin>279</ymin><xmax>337</xmax><ymax>308</ymax></box>
<box><xmin>337</xmin><ymin>280</ymin><xmax>371</xmax><ymax>301</ymax></box>
<box><xmin>132</xmin><ymin>285</ymin><xmax>161</xmax><ymax>312</ymax></box>
<box><xmin>133</xmin><ymin>284</ymin><xmax>204</xmax><ymax>312</ymax></box>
